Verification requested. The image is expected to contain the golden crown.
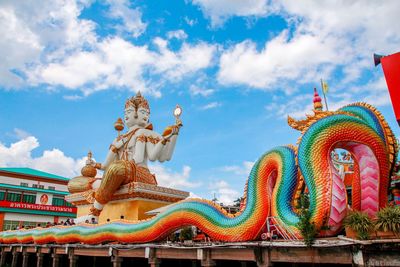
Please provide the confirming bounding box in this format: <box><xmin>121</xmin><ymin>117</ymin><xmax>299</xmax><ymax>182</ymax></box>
<box><xmin>125</xmin><ymin>91</ymin><xmax>150</xmax><ymax>112</ymax></box>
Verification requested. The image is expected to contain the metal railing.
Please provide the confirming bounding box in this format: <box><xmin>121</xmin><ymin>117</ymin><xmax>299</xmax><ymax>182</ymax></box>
<box><xmin>265</xmin><ymin>216</ymin><xmax>299</xmax><ymax>241</ymax></box>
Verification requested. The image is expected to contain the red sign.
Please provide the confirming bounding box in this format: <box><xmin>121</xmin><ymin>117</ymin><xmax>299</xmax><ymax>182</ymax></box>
<box><xmin>0</xmin><ymin>201</ymin><xmax>77</xmax><ymax>214</ymax></box>
<box><xmin>381</xmin><ymin>52</ymin><xmax>400</xmax><ymax>126</ymax></box>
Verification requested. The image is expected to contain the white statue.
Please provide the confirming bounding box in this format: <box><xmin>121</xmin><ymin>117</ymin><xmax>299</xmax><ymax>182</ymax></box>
<box><xmin>83</xmin><ymin>92</ymin><xmax>181</xmax><ymax>220</ymax></box>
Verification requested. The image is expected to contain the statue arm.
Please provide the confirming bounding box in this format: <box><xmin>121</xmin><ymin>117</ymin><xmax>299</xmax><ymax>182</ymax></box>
<box><xmin>132</xmin><ymin>134</ymin><xmax>146</xmax><ymax>163</ymax></box>
<box><xmin>147</xmin><ymin>140</ymin><xmax>165</xmax><ymax>161</ymax></box>
<box><xmin>100</xmin><ymin>149</ymin><xmax>118</xmax><ymax>170</ymax></box>
<box><xmin>158</xmin><ymin>134</ymin><xmax>178</xmax><ymax>162</ymax></box>
<box><xmin>95</xmin><ymin>137</ymin><xmax>124</xmax><ymax>171</ymax></box>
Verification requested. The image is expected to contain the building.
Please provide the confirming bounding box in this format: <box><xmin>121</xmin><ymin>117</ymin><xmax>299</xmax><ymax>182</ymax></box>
<box><xmin>0</xmin><ymin>168</ymin><xmax>76</xmax><ymax>230</ymax></box>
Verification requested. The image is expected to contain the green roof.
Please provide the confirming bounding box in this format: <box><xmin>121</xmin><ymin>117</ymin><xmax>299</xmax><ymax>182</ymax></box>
<box><xmin>0</xmin><ymin>183</ymin><xmax>69</xmax><ymax>195</ymax></box>
<box><xmin>0</xmin><ymin>168</ymin><xmax>69</xmax><ymax>182</ymax></box>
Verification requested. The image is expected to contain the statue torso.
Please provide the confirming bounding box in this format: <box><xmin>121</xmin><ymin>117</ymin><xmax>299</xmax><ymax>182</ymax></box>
<box><xmin>117</xmin><ymin>128</ymin><xmax>162</xmax><ymax>167</ymax></box>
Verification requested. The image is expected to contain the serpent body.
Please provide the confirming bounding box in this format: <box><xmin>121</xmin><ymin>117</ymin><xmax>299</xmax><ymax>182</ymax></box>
<box><xmin>0</xmin><ymin>103</ymin><xmax>396</xmax><ymax>244</ymax></box>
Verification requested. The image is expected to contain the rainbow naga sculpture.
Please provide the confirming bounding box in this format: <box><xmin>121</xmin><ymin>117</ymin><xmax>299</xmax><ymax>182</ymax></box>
<box><xmin>1</xmin><ymin>90</ymin><xmax>398</xmax><ymax>244</ymax></box>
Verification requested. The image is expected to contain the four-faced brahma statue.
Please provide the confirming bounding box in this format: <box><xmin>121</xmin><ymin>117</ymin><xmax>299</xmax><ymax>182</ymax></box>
<box><xmin>68</xmin><ymin>92</ymin><xmax>182</xmax><ymax>221</ymax></box>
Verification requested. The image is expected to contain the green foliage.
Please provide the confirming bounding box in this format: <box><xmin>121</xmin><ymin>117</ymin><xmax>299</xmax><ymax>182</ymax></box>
<box><xmin>179</xmin><ymin>226</ymin><xmax>194</xmax><ymax>241</ymax></box>
<box><xmin>375</xmin><ymin>206</ymin><xmax>400</xmax><ymax>234</ymax></box>
<box><xmin>168</xmin><ymin>232</ymin><xmax>177</xmax><ymax>242</ymax></box>
<box><xmin>233</xmin><ymin>197</ymin><xmax>243</xmax><ymax>207</ymax></box>
<box><xmin>344</xmin><ymin>211</ymin><xmax>373</xmax><ymax>240</ymax></box>
<box><xmin>296</xmin><ymin>194</ymin><xmax>318</xmax><ymax>247</ymax></box>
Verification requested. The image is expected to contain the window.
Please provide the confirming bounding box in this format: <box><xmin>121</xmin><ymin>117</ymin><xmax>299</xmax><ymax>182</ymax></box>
<box><xmin>0</xmin><ymin>191</ymin><xmax>5</xmax><ymax>200</ymax></box>
<box><xmin>3</xmin><ymin>220</ymin><xmax>38</xmax><ymax>231</ymax></box>
<box><xmin>20</xmin><ymin>182</ymin><xmax>28</xmax><ymax>187</ymax></box>
<box><xmin>6</xmin><ymin>192</ymin><xmax>21</xmax><ymax>202</ymax></box>
<box><xmin>32</xmin><ymin>184</ymin><xmax>38</xmax><ymax>188</ymax></box>
<box><xmin>52</xmin><ymin>197</ymin><xmax>73</xmax><ymax>207</ymax></box>
<box><xmin>38</xmin><ymin>185</ymin><xmax>44</xmax><ymax>189</ymax></box>
<box><xmin>22</xmin><ymin>194</ymin><xmax>36</xmax><ymax>204</ymax></box>
<box><xmin>3</xmin><ymin>220</ymin><xmax>20</xmax><ymax>231</ymax></box>
<box><xmin>52</xmin><ymin>197</ymin><xmax>65</xmax><ymax>206</ymax></box>
<box><xmin>48</xmin><ymin>186</ymin><xmax>55</xmax><ymax>190</ymax></box>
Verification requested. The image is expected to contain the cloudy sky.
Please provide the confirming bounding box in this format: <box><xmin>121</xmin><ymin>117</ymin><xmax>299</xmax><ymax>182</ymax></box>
<box><xmin>0</xmin><ymin>0</ymin><xmax>399</xmax><ymax>204</ymax></box>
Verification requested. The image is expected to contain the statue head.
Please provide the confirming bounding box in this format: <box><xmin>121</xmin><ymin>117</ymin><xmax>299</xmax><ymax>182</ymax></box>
<box><xmin>124</xmin><ymin>92</ymin><xmax>150</xmax><ymax>128</ymax></box>
<box><xmin>125</xmin><ymin>91</ymin><xmax>150</xmax><ymax>111</ymax></box>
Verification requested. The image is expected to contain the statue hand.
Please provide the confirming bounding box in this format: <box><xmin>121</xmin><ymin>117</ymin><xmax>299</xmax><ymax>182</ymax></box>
<box><xmin>112</xmin><ymin>137</ymin><xmax>127</xmax><ymax>149</ymax></box>
<box><xmin>162</xmin><ymin>127</ymin><xmax>179</xmax><ymax>143</ymax></box>
<box><xmin>162</xmin><ymin>125</ymin><xmax>179</xmax><ymax>138</ymax></box>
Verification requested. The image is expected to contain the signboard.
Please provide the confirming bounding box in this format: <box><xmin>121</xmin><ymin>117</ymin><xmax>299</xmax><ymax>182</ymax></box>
<box><xmin>0</xmin><ymin>201</ymin><xmax>76</xmax><ymax>213</ymax></box>
<box><xmin>380</xmin><ymin>52</ymin><xmax>400</xmax><ymax>126</ymax></box>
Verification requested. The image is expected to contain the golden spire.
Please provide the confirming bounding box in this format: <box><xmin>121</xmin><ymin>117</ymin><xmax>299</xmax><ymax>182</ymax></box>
<box><xmin>313</xmin><ymin>88</ymin><xmax>323</xmax><ymax>112</ymax></box>
<box><xmin>288</xmin><ymin>88</ymin><xmax>329</xmax><ymax>132</ymax></box>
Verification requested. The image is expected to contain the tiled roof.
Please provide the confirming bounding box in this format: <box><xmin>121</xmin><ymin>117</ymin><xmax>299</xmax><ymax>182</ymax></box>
<box><xmin>0</xmin><ymin>168</ymin><xmax>69</xmax><ymax>182</ymax></box>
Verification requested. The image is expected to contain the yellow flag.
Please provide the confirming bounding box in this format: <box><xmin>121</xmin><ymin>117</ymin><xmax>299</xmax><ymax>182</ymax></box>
<box><xmin>322</xmin><ymin>80</ymin><xmax>329</xmax><ymax>94</ymax></box>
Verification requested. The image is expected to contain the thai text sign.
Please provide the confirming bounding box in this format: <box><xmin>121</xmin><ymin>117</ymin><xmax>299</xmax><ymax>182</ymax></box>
<box><xmin>0</xmin><ymin>201</ymin><xmax>77</xmax><ymax>213</ymax></box>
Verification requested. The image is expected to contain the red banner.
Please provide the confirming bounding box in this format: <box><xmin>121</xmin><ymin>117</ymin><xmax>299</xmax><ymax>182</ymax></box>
<box><xmin>381</xmin><ymin>52</ymin><xmax>400</xmax><ymax>126</ymax></box>
<box><xmin>0</xmin><ymin>201</ymin><xmax>77</xmax><ymax>214</ymax></box>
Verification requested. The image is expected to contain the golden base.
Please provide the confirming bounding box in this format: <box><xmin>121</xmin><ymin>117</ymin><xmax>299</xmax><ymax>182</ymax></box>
<box><xmin>77</xmin><ymin>198</ymin><xmax>171</xmax><ymax>223</ymax></box>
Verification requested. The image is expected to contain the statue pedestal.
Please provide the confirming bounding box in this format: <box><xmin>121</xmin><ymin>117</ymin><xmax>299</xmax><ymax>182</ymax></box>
<box><xmin>65</xmin><ymin>182</ymin><xmax>189</xmax><ymax>223</ymax></box>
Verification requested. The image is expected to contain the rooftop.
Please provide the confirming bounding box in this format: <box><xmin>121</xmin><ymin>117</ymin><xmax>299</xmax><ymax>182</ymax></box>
<box><xmin>0</xmin><ymin>168</ymin><xmax>69</xmax><ymax>182</ymax></box>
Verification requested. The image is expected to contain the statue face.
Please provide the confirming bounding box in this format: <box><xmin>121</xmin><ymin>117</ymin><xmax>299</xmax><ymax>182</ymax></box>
<box><xmin>124</xmin><ymin>107</ymin><xmax>150</xmax><ymax>128</ymax></box>
<box><xmin>124</xmin><ymin>107</ymin><xmax>139</xmax><ymax>128</ymax></box>
<box><xmin>136</xmin><ymin>107</ymin><xmax>150</xmax><ymax>127</ymax></box>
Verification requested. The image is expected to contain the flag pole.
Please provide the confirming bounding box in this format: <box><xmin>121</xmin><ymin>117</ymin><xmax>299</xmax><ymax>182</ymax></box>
<box><xmin>320</xmin><ymin>78</ymin><xmax>329</xmax><ymax>111</ymax></box>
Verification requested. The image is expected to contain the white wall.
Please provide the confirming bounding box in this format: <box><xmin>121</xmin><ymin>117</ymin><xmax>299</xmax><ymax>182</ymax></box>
<box><xmin>0</xmin><ymin>176</ymin><xmax>26</xmax><ymax>186</ymax></box>
<box><xmin>0</xmin><ymin>175</ymin><xmax>68</xmax><ymax>191</ymax></box>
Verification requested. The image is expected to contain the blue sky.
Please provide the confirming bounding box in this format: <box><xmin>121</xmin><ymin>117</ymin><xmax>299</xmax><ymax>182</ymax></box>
<box><xmin>0</xmin><ymin>0</ymin><xmax>399</xmax><ymax>204</ymax></box>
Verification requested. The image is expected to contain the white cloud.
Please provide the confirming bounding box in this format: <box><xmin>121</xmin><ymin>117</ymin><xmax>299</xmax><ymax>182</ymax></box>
<box><xmin>210</xmin><ymin>180</ymin><xmax>240</xmax><ymax>205</ymax></box>
<box><xmin>166</xmin><ymin>30</ymin><xmax>188</xmax><ymax>40</ymax></box>
<box><xmin>191</xmin><ymin>0</ymin><xmax>270</xmax><ymax>27</ymax></box>
<box><xmin>33</xmin><ymin>149</ymin><xmax>85</xmax><ymax>178</ymax></box>
<box><xmin>0</xmin><ymin>5</ymin><xmax>41</xmax><ymax>87</ymax></box>
<box><xmin>0</xmin><ymin>135</ymin><xmax>85</xmax><ymax>178</ymax></box>
<box><xmin>265</xmin><ymin>76</ymin><xmax>392</xmax><ymax>120</ymax></box>
<box><xmin>200</xmin><ymin>101</ymin><xmax>221</xmax><ymax>110</ymax></box>
<box><xmin>218</xmin><ymin>1</ymin><xmax>400</xmax><ymax>99</ymax></box>
<box><xmin>265</xmin><ymin>93</ymin><xmax>313</xmax><ymax>119</ymax></box>
<box><xmin>0</xmin><ymin>0</ymin><xmax>96</xmax><ymax>88</ymax></box>
<box><xmin>218</xmin><ymin>31</ymin><xmax>341</xmax><ymax>91</ymax></box>
<box><xmin>32</xmin><ymin>50</ymin><xmax>115</xmax><ymax>90</ymax></box>
<box><xmin>188</xmin><ymin>192</ymin><xmax>201</xmax><ymax>199</ymax></box>
<box><xmin>0</xmin><ymin>132</ymin><xmax>202</xmax><ymax>188</ymax></box>
<box><xmin>29</xmin><ymin>37</ymin><xmax>216</xmax><ymax>96</ymax></box>
<box><xmin>29</xmin><ymin>37</ymin><xmax>153</xmax><ymax>95</ymax></box>
<box><xmin>13</xmin><ymin>128</ymin><xmax>31</xmax><ymax>139</ymax></box>
<box><xmin>153</xmin><ymin>38</ymin><xmax>216</xmax><ymax>81</ymax></box>
<box><xmin>184</xmin><ymin>16</ymin><xmax>197</xmax><ymax>27</ymax></box>
<box><xmin>348</xmin><ymin>77</ymin><xmax>392</xmax><ymax>107</ymax></box>
<box><xmin>221</xmin><ymin>161</ymin><xmax>254</xmax><ymax>176</ymax></box>
<box><xmin>63</xmin><ymin>94</ymin><xmax>84</xmax><ymax>101</ymax></box>
<box><xmin>105</xmin><ymin>0</ymin><xmax>146</xmax><ymax>38</ymax></box>
<box><xmin>0</xmin><ymin>1</ymin><xmax>216</xmax><ymax>97</ymax></box>
<box><xmin>189</xmin><ymin>85</ymin><xmax>214</xmax><ymax>97</ymax></box>
<box><xmin>149</xmin><ymin>163</ymin><xmax>201</xmax><ymax>189</ymax></box>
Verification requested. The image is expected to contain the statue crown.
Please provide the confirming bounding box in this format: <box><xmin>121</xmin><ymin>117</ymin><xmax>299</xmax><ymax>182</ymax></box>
<box><xmin>125</xmin><ymin>91</ymin><xmax>150</xmax><ymax>112</ymax></box>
